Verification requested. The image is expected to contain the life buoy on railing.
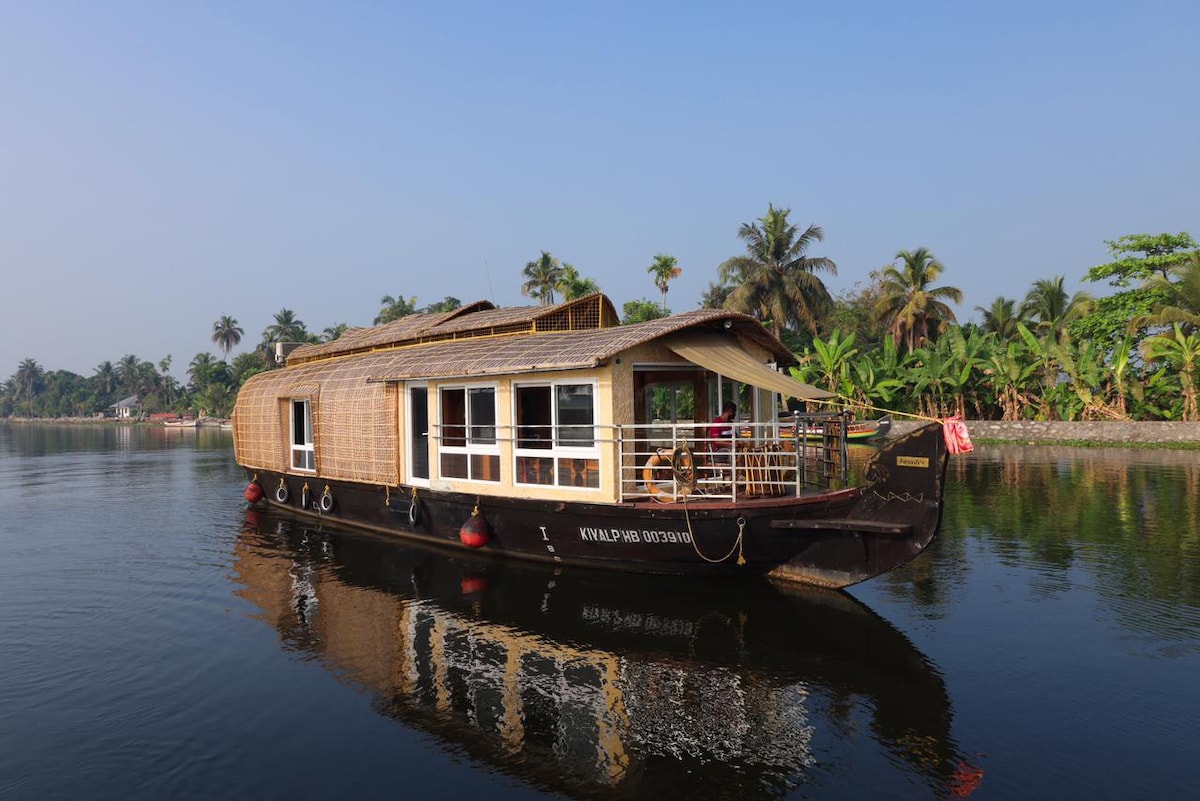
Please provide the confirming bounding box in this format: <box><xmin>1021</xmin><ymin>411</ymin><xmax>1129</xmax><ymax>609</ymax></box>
<box><xmin>642</xmin><ymin>447</ymin><xmax>696</xmax><ymax>501</ymax></box>
<box><xmin>318</xmin><ymin>485</ymin><xmax>335</xmax><ymax>513</ymax></box>
<box><xmin>274</xmin><ymin>478</ymin><xmax>289</xmax><ymax>504</ymax></box>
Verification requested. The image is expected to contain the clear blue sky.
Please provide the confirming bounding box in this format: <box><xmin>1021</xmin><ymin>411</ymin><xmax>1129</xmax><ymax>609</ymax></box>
<box><xmin>3</xmin><ymin>1</ymin><xmax>1197</xmax><ymax>378</ymax></box>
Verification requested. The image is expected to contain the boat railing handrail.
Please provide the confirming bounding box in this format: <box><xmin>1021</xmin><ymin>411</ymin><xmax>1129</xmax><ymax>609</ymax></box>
<box><xmin>427</xmin><ymin>414</ymin><xmax>851</xmax><ymax>502</ymax></box>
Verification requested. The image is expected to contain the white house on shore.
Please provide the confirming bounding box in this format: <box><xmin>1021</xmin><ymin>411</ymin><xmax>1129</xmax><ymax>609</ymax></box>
<box><xmin>110</xmin><ymin>395</ymin><xmax>140</xmax><ymax>419</ymax></box>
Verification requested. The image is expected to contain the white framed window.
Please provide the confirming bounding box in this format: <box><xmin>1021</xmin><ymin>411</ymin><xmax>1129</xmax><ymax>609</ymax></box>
<box><xmin>290</xmin><ymin>398</ymin><xmax>315</xmax><ymax>471</ymax></box>
<box><xmin>438</xmin><ymin>384</ymin><xmax>500</xmax><ymax>482</ymax></box>
<box><xmin>514</xmin><ymin>380</ymin><xmax>599</xmax><ymax>489</ymax></box>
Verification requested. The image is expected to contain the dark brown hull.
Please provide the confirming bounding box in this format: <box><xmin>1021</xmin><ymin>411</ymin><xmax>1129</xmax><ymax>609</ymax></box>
<box><xmin>243</xmin><ymin>422</ymin><xmax>948</xmax><ymax>589</ymax></box>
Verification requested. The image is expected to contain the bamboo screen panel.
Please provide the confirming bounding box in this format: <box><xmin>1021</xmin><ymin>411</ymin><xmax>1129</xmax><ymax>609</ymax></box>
<box><xmin>313</xmin><ymin>359</ymin><xmax>398</xmax><ymax>485</ymax></box>
<box><xmin>234</xmin><ymin>361</ymin><xmax>399</xmax><ymax>485</ymax></box>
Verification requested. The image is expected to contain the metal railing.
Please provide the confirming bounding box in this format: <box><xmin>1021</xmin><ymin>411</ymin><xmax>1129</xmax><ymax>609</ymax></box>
<box><xmin>617</xmin><ymin>411</ymin><xmax>851</xmax><ymax>503</ymax></box>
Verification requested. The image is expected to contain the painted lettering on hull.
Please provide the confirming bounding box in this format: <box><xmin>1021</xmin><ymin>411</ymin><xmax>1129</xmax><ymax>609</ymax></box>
<box><xmin>578</xmin><ymin>526</ymin><xmax>692</xmax><ymax>544</ymax></box>
<box><xmin>896</xmin><ymin>456</ymin><xmax>930</xmax><ymax>468</ymax></box>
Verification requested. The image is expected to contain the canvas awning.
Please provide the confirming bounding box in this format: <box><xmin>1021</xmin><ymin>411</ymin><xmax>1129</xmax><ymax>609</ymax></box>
<box><xmin>664</xmin><ymin>332</ymin><xmax>834</xmax><ymax>401</ymax></box>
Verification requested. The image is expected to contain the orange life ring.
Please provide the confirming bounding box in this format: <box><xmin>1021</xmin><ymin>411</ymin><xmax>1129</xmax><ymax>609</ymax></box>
<box><xmin>642</xmin><ymin>447</ymin><xmax>696</xmax><ymax>501</ymax></box>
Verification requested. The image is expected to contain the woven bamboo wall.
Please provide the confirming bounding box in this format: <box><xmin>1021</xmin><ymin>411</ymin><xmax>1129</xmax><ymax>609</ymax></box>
<box><xmin>234</xmin><ymin>360</ymin><xmax>399</xmax><ymax>485</ymax></box>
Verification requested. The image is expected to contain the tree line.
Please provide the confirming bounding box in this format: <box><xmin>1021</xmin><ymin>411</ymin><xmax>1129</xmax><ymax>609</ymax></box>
<box><xmin>3</xmin><ymin>209</ymin><xmax>1197</xmax><ymax>422</ymax></box>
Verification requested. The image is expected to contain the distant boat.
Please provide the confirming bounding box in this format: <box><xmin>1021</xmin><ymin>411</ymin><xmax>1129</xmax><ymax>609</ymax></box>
<box><xmin>162</xmin><ymin>418</ymin><xmax>199</xmax><ymax>428</ymax></box>
<box><xmin>219</xmin><ymin>421</ymin><xmax>233</xmax><ymax>430</ymax></box>
<box><xmin>780</xmin><ymin>416</ymin><xmax>892</xmax><ymax>443</ymax></box>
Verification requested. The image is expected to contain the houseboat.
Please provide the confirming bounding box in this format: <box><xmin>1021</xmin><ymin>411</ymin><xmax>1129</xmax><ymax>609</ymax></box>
<box><xmin>232</xmin><ymin>294</ymin><xmax>949</xmax><ymax>588</ymax></box>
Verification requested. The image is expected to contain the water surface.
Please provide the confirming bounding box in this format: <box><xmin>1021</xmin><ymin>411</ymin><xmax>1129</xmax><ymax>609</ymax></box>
<box><xmin>1</xmin><ymin>424</ymin><xmax>1196</xmax><ymax>799</ymax></box>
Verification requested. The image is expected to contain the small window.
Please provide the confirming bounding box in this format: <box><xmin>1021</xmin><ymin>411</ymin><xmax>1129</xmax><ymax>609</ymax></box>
<box><xmin>291</xmin><ymin>399</ymin><xmax>314</xmax><ymax>471</ymax></box>
<box><xmin>439</xmin><ymin>385</ymin><xmax>499</xmax><ymax>482</ymax></box>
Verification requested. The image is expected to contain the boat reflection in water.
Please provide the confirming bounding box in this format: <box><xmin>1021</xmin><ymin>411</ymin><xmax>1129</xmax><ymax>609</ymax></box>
<box><xmin>234</xmin><ymin>509</ymin><xmax>981</xmax><ymax>798</ymax></box>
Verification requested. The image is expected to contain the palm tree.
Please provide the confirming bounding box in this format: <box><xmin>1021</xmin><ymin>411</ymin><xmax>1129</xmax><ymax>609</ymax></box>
<box><xmin>321</xmin><ymin>323</ymin><xmax>349</xmax><ymax>342</ymax></box>
<box><xmin>15</xmin><ymin>357</ymin><xmax>44</xmax><ymax>416</ymax></box>
<box><xmin>557</xmin><ymin>263</ymin><xmax>601</xmax><ymax>301</ymax></box>
<box><xmin>873</xmin><ymin>248</ymin><xmax>963</xmax><ymax>352</ymax></box>
<box><xmin>93</xmin><ymin>361</ymin><xmax>118</xmax><ymax>396</ymax></box>
<box><xmin>1128</xmin><ymin>251</ymin><xmax>1200</xmax><ymax>335</ymax></box>
<box><xmin>116</xmin><ymin>354</ymin><xmax>143</xmax><ymax>394</ymax></box>
<box><xmin>521</xmin><ymin>251</ymin><xmax>565</xmax><ymax>305</ymax></box>
<box><xmin>211</xmin><ymin>316</ymin><xmax>243</xmax><ymax>360</ymax></box>
<box><xmin>647</xmin><ymin>254</ymin><xmax>682</xmax><ymax>313</ymax></box>
<box><xmin>262</xmin><ymin>309</ymin><xmax>308</xmax><ymax>343</ymax></box>
<box><xmin>375</xmin><ymin>295</ymin><xmax>418</xmax><ymax>325</ymax></box>
<box><xmin>422</xmin><ymin>297</ymin><xmax>462</xmax><ymax>314</ymax></box>
<box><xmin>1020</xmin><ymin>276</ymin><xmax>1091</xmax><ymax>338</ymax></box>
<box><xmin>158</xmin><ymin>355</ymin><xmax>178</xmax><ymax>408</ymax></box>
<box><xmin>976</xmin><ymin>296</ymin><xmax>1023</xmax><ymax>341</ymax></box>
<box><xmin>188</xmin><ymin>352</ymin><xmax>220</xmax><ymax>391</ymax></box>
<box><xmin>718</xmin><ymin>205</ymin><xmax>836</xmax><ymax>338</ymax></box>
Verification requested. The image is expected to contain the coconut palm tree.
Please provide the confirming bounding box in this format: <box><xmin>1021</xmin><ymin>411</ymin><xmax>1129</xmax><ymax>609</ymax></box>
<box><xmin>1128</xmin><ymin>251</ymin><xmax>1200</xmax><ymax>335</ymax></box>
<box><xmin>718</xmin><ymin>205</ymin><xmax>836</xmax><ymax>338</ymax></box>
<box><xmin>873</xmin><ymin>248</ymin><xmax>963</xmax><ymax>352</ymax></box>
<box><xmin>1020</xmin><ymin>276</ymin><xmax>1092</xmax><ymax>339</ymax></box>
<box><xmin>116</xmin><ymin>354</ymin><xmax>144</xmax><ymax>395</ymax></box>
<box><xmin>211</xmin><ymin>316</ymin><xmax>243</xmax><ymax>360</ymax></box>
<box><xmin>188</xmin><ymin>352</ymin><xmax>221</xmax><ymax>391</ymax></box>
<box><xmin>521</xmin><ymin>251</ymin><xmax>565</xmax><ymax>305</ymax></box>
<box><xmin>15</xmin><ymin>357</ymin><xmax>44</xmax><ymax>416</ymax></box>
<box><xmin>262</xmin><ymin>309</ymin><xmax>308</xmax><ymax>343</ymax></box>
<box><xmin>93</xmin><ymin>361</ymin><xmax>118</xmax><ymax>397</ymax></box>
<box><xmin>321</xmin><ymin>323</ymin><xmax>349</xmax><ymax>342</ymax></box>
<box><xmin>647</xmin><ymin>254</ymin><xmax>682</xmax><ymax>313</ymax></box>
<box><xmin>976</xmin><ymin>296</ymin><xmax>1023</xmax><ymax>341</ymax></box>
<box><xmin>422</xmin><ymin>297</ymin><xmax>462</xmax><ymax>314</ymax></box>
<box><xmin>557</xmin><ymin>264</ymin><xmax>601</xmax><ymax>301</ymax></box>
<box><xmin>375</xmin><ymin>295</ymin><xmax>418</xmax><ymax>325</ymax></box>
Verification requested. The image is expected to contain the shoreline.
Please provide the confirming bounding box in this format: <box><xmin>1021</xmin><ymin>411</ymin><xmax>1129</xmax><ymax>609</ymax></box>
<box><xmin>6</xmin><ymin>416</ymin><xmax>1200</xmax><ymax>446</ymax></box>
<box><xmin>889</xmin><ymin>419</ymin><xmax>1200</xmax><ymax>447</ymax></box>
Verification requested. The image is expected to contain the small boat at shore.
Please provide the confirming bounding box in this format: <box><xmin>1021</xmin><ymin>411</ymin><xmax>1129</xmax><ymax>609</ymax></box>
<box><xmin>161</xmin><ymin>418</ymin><xmax>198</xmax><ymax>428</ymax></box>
<box><xmin>779</xmin><ymin>415</ymin><xmax>891</xmax><ymax>442</ymax></box>
<box><xmin>232</xmin><ymin>294</ymin><xmax>951</xmax><ymax>589</ymax></box>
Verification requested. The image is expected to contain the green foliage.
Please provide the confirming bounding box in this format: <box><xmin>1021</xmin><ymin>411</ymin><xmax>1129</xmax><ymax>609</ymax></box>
<box><xmin>374</xmin><ymin>296</ymin><xmax>417</xmax><ymax>325</ymax></box>
<box><xmin>1085</xmin><ymin>232</ymin><xmax>1197</xmax><ymax>287</ymax></box>
<box><xmin>621</xmin><ymin>299</ymin><xmax>668</xmax><ymax>325</ymax></box>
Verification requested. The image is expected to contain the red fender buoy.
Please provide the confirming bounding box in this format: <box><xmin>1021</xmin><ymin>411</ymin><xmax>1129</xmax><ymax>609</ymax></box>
<box><xmin>244</xmin><ymin>482</ymin><xmax>264</xmax><ymax>504</ymax></box>
<box><xmin>459</xmin><ymin>505</ymin><xmax>491</xmax><ymax>548</ymax></box>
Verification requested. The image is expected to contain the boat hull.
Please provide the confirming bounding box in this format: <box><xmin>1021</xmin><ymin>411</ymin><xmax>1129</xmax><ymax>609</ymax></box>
<box><xmin>242</xmin><ymin>422</ymin><xmax>947</xmax><ymax>589</ymax></box>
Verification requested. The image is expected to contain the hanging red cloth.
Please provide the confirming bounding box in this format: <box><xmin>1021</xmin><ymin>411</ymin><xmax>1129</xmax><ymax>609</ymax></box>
<box><xmin>943</xmin><ymin>415</ymin><xmax>974</xmax><ymax>455</ymax></box>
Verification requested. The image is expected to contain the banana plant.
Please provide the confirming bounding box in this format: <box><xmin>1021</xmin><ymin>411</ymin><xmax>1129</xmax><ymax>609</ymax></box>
<box><xmin>810</xmin><ymin>329</ymin><xmax>859</xmax><ymax>393</ymax></box>
<box><xmin>1141</xmin><ymin>324</ymin><xmax>1200</xmax><ymax>420</ymax></box>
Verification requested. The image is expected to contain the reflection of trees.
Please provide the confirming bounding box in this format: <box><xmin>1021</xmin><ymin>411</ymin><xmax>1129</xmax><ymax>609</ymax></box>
<box><xmin>881</xmin><ymin>445</ymin><xmax>1200</xmax><ymax>645</ymax></box>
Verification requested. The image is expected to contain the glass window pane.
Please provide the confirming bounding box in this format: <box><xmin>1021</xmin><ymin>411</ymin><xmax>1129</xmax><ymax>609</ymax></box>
<box><xmin>516</xmin><ymin>385</ymin><xmax>552</xmax><ymax>448</ymax></box>
<box><xmin>470</xmin><ymin>453</ymin><xmax>500</xmax><ymax>482</ymax></box>
<box><xmin>468</xmin><ymin>387</ymin><xmax>496</xmax><ymax>444</ymax></box>
<box><xmin>440</xmin><ymin>388</ymin><xmax>466</xmax><ymax>447</ymax></box>
<box><xmin>441</xmin><ymin>452</ymin><xmax>467</xmax><ymax>478</ymax></box>
<box><xmin>558</xmin><ymin>458</ymin><xmax>599</xmax><ymax>488</ymax></box>
<box><xmin>556</xmin><ymin>384</ymin><xmax>594</xmax><ymax>447</ymax></box>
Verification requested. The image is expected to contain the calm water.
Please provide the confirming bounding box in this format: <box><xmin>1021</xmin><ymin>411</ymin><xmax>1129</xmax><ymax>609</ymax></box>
<box><xmin>1</xmin><ymin>423</ymin><xmax>1197</xmax><ymax>800</ymax></box>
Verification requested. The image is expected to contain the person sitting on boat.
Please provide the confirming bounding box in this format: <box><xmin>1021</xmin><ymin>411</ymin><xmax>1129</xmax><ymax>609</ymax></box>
<box><xmin>708</xmin><ymin>401</ymin><xmax>737</xmax><ymax>460</ymax></box>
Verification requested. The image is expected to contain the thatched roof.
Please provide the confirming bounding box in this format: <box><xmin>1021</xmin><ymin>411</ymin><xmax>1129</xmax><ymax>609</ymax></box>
<box><xmin>242</xmin><ymin>306</ymin><xmax>798</xmax><ymax>398</ymax></box>
<box><xmin>288</xmin><ymin>294</ymin><xmax>621</xmax><ymax>365</ymax></box>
